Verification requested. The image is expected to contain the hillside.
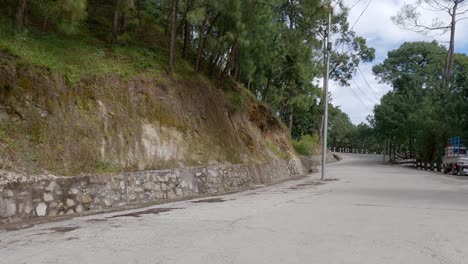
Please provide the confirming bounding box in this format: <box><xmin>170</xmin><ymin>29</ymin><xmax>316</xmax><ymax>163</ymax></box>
<box><xmin>0</xmin><ymin>30</ymin><xmax>296</xmax><ymax>176</ymax></box>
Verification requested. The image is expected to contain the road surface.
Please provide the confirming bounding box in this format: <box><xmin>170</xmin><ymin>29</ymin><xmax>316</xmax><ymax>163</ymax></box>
<box><xmin>2</xmin><ymin>154</ymin><xmax>468</xmax><ymax>264</ymax></box>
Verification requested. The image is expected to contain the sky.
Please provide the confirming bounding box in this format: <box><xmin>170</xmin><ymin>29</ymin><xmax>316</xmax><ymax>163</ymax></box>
<box><xmin>330</xmin><ymin>0</ymin><xmax>468</xmax><ymax>124</ymax></box>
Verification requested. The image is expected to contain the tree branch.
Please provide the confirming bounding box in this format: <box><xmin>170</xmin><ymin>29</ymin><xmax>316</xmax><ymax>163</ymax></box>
<box><xmin>455</xmin><ymin>16</ymin><xmax>468</xmax><ymax>22</ymax></box>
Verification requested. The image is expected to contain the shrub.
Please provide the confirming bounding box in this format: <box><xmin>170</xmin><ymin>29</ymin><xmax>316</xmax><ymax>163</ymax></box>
<box><xmin>292</xmin><ymin>134</ymin><xmax>319</xmax><ymax>156</ymax></box>
<box><xmin>226</xmin><ymin>91</ymin><xmax>245</xmax><ymax>113</ymax></box>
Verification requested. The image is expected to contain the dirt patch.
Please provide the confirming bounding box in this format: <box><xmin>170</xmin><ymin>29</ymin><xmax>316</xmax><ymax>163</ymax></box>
<box><xmin>2</xmin><ymin>223</ymin><xmax>35</xmax><ymax>232</ymax></box>
<box><xmin>109</xmin><ymin>208</ymin><xmax>178</xmax><ymax>218</ymax></box>
<box><xmin>1</xmin><ymin>213</ymin><xmax>78</xmax><ymax>232</ymax></box>
<box><xmin>191</xmin><ymin>198</ymin><xmax>226</xmax><ymax>203</ymax></box>
<box><xmin>297</xmin><ymin>182</ymin><xmax>325</xmax><ymax>187</ymax></box>
<box><xmin>321</xmin><ymin>178</ymin><xmax>339</xmax><ymax>182</ymax></box>
<box><xmin>86</xmin><ymin>218</ymin><xmax>108</xmax><ymax>223</ymax></box>
<box><xmin>289</xmin><ymin>181</ymin><xmax>325</xmax><ymax>190</ymax></box>
<box><xmin>65</xmin><ymin>237</ymin><xmax>80</xmax><ymax>241</ymax></box>
<box><xmin>48</xmin><ymin>226</ymin><xmax>80</xmax><ymax>233</ymax></box>
<box><xmin>288</xmin><ymin>178</ymin><xmax>339</xmax><ymax>190</ymax></box>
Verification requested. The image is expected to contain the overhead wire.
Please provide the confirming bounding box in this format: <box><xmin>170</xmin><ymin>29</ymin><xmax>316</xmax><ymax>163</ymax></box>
<box><xmin>352</xmin><ymin>79</ymin><xmax>378</xmax><ymax>105</ymax></box>
<box><xmin>350</xmin><ymin>0</ymin><xmax>375</xmax><ymax>31</ymax></box>
<box><xmin>357</xmin><ymin>66</ymin><xmax>381</xmax><ymax>101</ymax></box>
<box><xmin>328</xmin><ymin>0</ymin><xmax>377</xmax><ymax>115</ymax></box>
<box><xmin>348</xmin><ymin>0</ymin><xmax>381</xmax><ymax>109</ymax></box>
<box><xmin>348</xmin><ymin>84</ymin><xmax>372</xmax><ymax>112</ymax></box>
<box><xmin>348</xmin><ymin>0</ymin><xmax>364</xmax><ymax>12</ymax></box>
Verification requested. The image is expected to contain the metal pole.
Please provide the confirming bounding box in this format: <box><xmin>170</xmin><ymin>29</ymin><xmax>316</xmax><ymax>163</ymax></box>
<box><xmin>321</xmin><ymin>3</ymin><xmax>332</xmax><ymax>181</ymax></box>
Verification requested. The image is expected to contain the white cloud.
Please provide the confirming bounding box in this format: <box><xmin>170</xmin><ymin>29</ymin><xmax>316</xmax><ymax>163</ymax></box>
<box><xmin>330</xmin><ymin>0</ymin><xmax>468</xmax><ymax>124</ymax></box>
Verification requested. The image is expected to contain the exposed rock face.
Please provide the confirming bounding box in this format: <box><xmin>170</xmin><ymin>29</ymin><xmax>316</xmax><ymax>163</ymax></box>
<box><xmin>0</xmin><ymin>157</ymin><xmax>322</xmax><ymax>223</ymax></box>
<box><xmin>0</xmin><ymin>51</ymin><xmax>294</xmax><ymax>176</ymax></box>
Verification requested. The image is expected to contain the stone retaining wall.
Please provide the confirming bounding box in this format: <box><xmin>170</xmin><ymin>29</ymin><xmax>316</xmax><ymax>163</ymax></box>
<box><xmin>1</xmin><ymin>158</ymin><xmax>318</xmax><ymax>223</ymax></box>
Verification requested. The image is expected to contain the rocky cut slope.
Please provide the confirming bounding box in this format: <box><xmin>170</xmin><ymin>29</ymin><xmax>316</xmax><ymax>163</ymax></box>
<box><xmin>0</xmin><ymin>51</ymin><xmax>295</xmax><ymax>176</ymax></box>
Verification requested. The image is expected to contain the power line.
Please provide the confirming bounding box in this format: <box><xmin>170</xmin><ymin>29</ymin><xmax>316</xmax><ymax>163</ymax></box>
<box><xmin>350</xmin><ymin>0</ymin><xmax>375</xmax><ymax>31</ymax></box>
<box><xmin>352</xmin><ymin>79</ymin><xmax>378</xmax><ymax>105</ymax></box>
<box><xmin>358</xmin><ymin>78</ymin><xmax>380</xmax><ymax>102</ymax></box>
<box><xmin>357</xmin><ymin>66</ymin><xmax>381</xmax><ymax>101</ymax></box>
<box><xmin>349</xmin><ymin>0</ymin><xmax>364</xmax><ymax>11</ymax></box>
<box><xmin>349</xmin><ymin>85</ymin><xmax>372</xmax><ymax>112</ymax></box>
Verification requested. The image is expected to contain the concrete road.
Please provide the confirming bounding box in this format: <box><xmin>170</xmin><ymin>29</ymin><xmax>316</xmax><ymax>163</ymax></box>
<box><xmin>2</xmin><ymin>154</ymin><xmax>468</xmax><ymax>264</ymax></box>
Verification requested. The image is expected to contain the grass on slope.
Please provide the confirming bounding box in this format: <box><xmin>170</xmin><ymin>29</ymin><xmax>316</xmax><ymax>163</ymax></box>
<box><xmin>0</xmin><ymin>22</ymin><xmax>195</xmax><ymax>84</ymax></box>
<box><xmin>293</xmin><ymin>134</ymin><xmax>320</xmax><ymax>156</ymax></box>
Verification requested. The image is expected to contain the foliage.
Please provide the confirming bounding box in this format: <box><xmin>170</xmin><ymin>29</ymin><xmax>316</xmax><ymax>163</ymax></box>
<box><xmin>328</xmin><ymin>105</ymin><xmax>355</xmax><ymax>148</ymax></box>
<box><xmin>0</xmin><ymin>0</ymin><xmax>372</xmax><ymax>153</ymax></box>
<box><xmin>371</xmin><ymin>41</ymin><xmax>468</xmax><ymax>163</ymax></box>
<box><xmin>56</xmin><ymin>0</ymin><xmax>88</xmax><ymax>34</ymax></box>
<box><xmin>0</xmin><ymin>22</ymin><xmax>187</xmax><ymax>83</ymax></box>
<box><xmin>292</xmin><ymin>134</ymin><xmax>319</xmax><ymax>156</ymax></box>
<box><xmin>225</xmin><ymin>90</ymin><xmax>245</xmax><ymax>113</ymax></box>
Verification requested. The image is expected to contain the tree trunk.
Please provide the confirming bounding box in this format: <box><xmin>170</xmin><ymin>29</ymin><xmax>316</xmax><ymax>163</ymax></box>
<box><xmin>135</xmin><ymin>0</ymin><xmax>141</xmax><ymax>20</ymax></box>
<box><xmin>388</xmin><ymin>139</ymin><xmax>392</xmax><ymax>163</ymax></box>
<box><xmin>234</xmin><ymin>59</ymin><xmax>241</xmax><ymax>81</ymax></box>
<box><xmin>445</xmin><ymin>1</ymin><xmax>458</xmax><ymax>79</ymax></box>
<box><xmin>181</xmin><ymin>0</ymin><xmax>193</xmax><ymax>59</ymax></box>
<box><xmin>219</xmin><ymin>39</ymin><xmax>239</xmax><ymax>82</ymax></box>
<box><xmin>168</xmin><ymin>0</ymin><xmax>179</xmax><ymax>76</ymax></box>
<box><xmin>208</xmin><ymin>52</ymin><xmax>221</xmax><ymax>76</ymax></box>
<box><xmin>262</xmin><ymin>77</ymin><xmax>271</xmax><ymax>102</ymax></box>
<box><xmin>196</xmin><ymin>12</ymin><xmax>220</xmax><ymax>73</ymax></box>
<box><xmin>409</xmin><ymin>134</ymin><xmax>413</xmax><ymax>159</ymax></box>
<box><xmin>42</xmin><ymin>14</ymin><xmax>49</xmax><ymax>32</ymax></box>
<box><xmin>15</xmin><ymin>0</ymin><xmax>27</xmax><ymax>32</ymax></box>
<box><xmin>195</xmin><ymin>17</ymin><xmax>208</xmax><ymax>72</ymax></box>
<box><xmin>183</xmin><ymin>21</ymin><xmax>191</xmax><ymax>59</ymax></box>
<box><xmin>288</xmin><ymin>0</ymin><xmax>294</xmax><ymax>29</ymax></box>
<box><xmin>111</xmin><ymin>0</ymin><xmax>122</xmax><ymax>44</ymax></box>
<box><xmin>383</xmin><ymin>138</ymin><xmax>387</xmax><ymax>163</ymax></box>
<box><xmin>288</xmin><ymin>105</ymin><xmax>294</xmax><ymax>134</ymax></box>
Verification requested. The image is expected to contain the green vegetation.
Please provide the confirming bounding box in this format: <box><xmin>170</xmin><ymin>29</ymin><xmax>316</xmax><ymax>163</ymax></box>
<box><xmin>369</xmin><ymin>41</ymin><xmax>468</xmax><ymax>163</ymax></box>
<box><xmin>93</xmin><ymin>160</ymin><xmax>122</xmax><ymax>174</ymax></box>
<box><xmin>225</xmin><ymin>91</ymin><xmax>246</xmax><ymax>113</ymax></box>
<box><xmin>0</xmin><ymin>0</ymin><xmax>379</xmax><ymax>174</ymax></box>
<box><xmin>328</xmin><ymin>106</ymin><xmax>355</xmax><ymax>150</ymax></box>
<box><xmin>266</xmin><ymin>141</ymin><xmax>290</xmax><ymax>160</ymax></box>
<box><xmin>0</xmin><ymin>23</ymin><xmax>191</xmax><ymax>83</ymax></box>
<box><xmin>327</xmin><ymin>42</ymin><xmax>467</xmax><ymax>163</ymax></box>
<box><xmin>292</xmin><ymin>134</ymin><xmax>319</xmax><ymax>156</ymax></box>
<box><xmin>0</xmin><ymin>0</ymin><xmax>373</xmax><ymax>135</ymax></box>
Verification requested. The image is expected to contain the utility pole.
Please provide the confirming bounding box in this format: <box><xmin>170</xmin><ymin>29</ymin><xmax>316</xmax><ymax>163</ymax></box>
<box><xmin>321</xmin><ymin>1</ymin><xmax>332</xmax><ymax>181</ymax></box>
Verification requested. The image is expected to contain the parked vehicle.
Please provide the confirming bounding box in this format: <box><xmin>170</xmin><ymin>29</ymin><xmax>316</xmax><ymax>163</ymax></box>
<box><xmin>442</xmin><ymin>140</ymin><xmax>468</xmax><ymax>176</ymax></box>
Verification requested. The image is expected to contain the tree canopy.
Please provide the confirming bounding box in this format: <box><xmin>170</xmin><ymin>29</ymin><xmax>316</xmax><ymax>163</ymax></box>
<box><xmin>371</xmin><ymin>41</ymin><xmax>467</xmax><ymax>162</ymax></box>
